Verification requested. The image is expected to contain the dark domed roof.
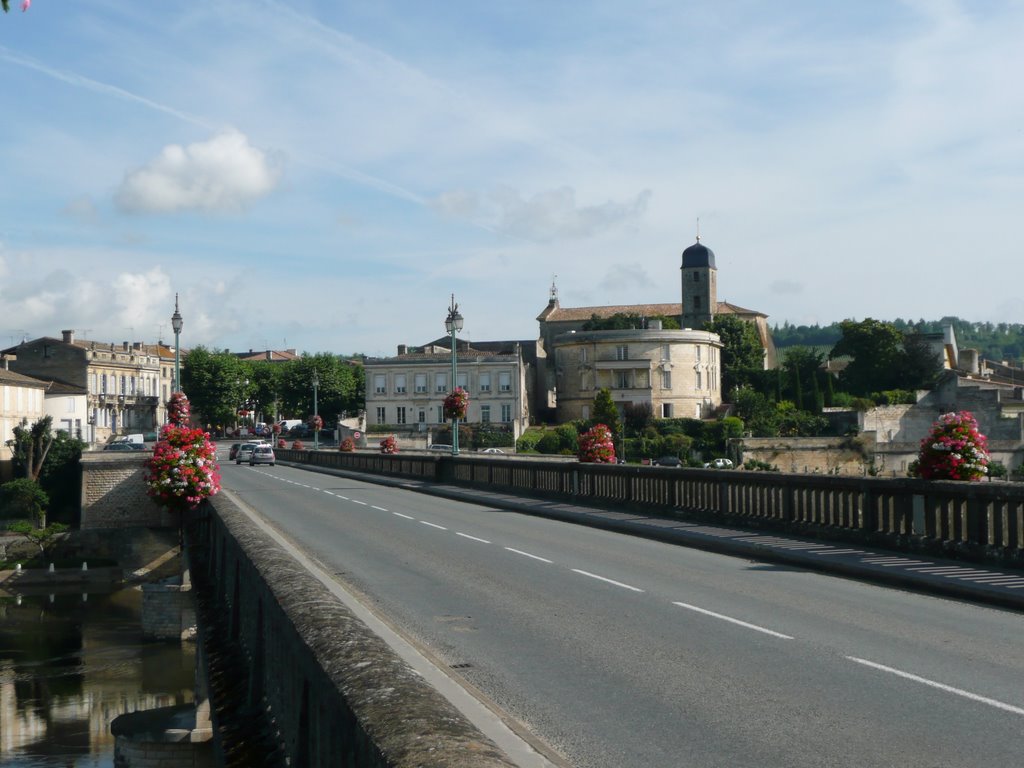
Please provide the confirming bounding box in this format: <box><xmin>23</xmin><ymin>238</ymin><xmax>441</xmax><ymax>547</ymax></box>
<box><xmin>681</xmin><ymin>239</ymin><xmax>715</xmax><ymax>268</ymax></box>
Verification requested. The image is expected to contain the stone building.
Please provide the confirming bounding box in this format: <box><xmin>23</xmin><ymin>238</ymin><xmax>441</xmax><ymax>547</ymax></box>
<box><xmin>552</xmin><ymin>325</ymin><xmax>722</xmax><ymax>422</ymax></box>
<box><xmin>0</xmin><ymin>358</ymin><xmax>47</xmax><ymax>466</ymax></box>
<box><xmin>2</xmin><ymin>330</ymin><xmax>165</xmax><ymax>445</ymax></box>
<box><xmin>364</xmin><ymin>338</ymin><xmax>533</xmax><ymax>440</ymax></box>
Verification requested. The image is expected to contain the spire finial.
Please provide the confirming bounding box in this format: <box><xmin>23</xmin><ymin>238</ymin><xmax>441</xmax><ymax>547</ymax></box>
<box><xmin>696</xmin><ymin>217</ymin><xmax>701</xmax><ymax>242</ymax></box>
<box><xmin>549</xmin><ymin>274</ymin><xmax>558</xmax><ymax>302</ymax></box>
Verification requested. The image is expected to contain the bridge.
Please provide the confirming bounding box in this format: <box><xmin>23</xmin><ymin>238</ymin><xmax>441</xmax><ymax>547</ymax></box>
<box><xmin>82</xmin><ymin>451</ymin><xmax>1024</xmax><ymax>766</ymax></box>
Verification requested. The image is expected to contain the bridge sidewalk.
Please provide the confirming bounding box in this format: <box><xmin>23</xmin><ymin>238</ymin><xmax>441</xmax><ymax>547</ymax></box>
<box><xmin>296</xmin><ymin>462</ymin><xmax>1024</xmax><ymax>613</ymax></box>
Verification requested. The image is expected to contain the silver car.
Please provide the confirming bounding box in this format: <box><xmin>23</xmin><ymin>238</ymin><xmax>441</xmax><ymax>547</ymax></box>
<box><xmin>235</xmin><ymin>442</ymin><xmax>261</xmax><ymax>464</ymax></box>
<box><xmin>249</xmin><ymin>444</ymin><xmax>276</xmax><ymax>467</ymax></box>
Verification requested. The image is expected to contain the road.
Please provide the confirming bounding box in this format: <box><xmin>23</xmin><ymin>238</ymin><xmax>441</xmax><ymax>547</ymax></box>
<box><xmin>222</xmin><ymin>459</ymin><xmax>1024</xmax><ymax>768</ymax></box>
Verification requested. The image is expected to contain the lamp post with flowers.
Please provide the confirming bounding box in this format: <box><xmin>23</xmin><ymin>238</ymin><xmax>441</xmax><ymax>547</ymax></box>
<box><xmin>312</xmin><ymin>369</ymin><xmax>320</xmax><ymax>451</ymax></box>
<box><xmin>444</xmin><ymin>295</ymin><xmax>465</xmax><ymax>456</ymax></box>
<box><xmin>171</xmin><ymin>293</ymin><xmax>183</xmax><ymax>395</ymax></box>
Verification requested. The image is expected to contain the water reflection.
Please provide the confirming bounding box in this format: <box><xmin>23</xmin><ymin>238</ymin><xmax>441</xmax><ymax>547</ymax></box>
<box><xmin>0</xmin><ymin>587</ymin><xmax>196</xmax><ymax>768</ymax></box>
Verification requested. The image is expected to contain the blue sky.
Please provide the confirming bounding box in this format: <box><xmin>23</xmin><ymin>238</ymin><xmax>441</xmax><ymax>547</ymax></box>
<box><xmin>1</xmin><ymin>1</ymin><xmax>1021</xmax><ymax>358</ymax></box>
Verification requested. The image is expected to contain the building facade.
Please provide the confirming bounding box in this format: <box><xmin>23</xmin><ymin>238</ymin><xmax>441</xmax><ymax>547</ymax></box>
<box><xmin>553</xmin><ymin>327</ymin><xmax>723</xmax><ymax>422</ymax></box>
<box><xmin>0</xmin><ymin>361</ymin><xmax>47</xmax><ymax>464</ymax></box>
<box><xmin>364</xmin><ymin>340</ymin><xmax>531</xmax><ymax>439</ymax></box>
<box><xmin>2</xmin><ymin>330</ymin><xmax>164</xmax><ymax>445</ymax></box>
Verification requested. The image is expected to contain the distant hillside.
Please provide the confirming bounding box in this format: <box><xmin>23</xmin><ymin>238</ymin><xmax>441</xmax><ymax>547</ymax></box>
<box><xmin>772</xmin><ymin>317</ymin><xmax>1024</xmax><ymax>363</ymax></box>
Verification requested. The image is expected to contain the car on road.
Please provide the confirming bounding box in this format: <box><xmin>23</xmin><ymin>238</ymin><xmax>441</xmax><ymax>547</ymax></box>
<box><xmin>229</xmin><ymin>443</ymin><xmax>241</xmax><ymax>461</ymax></box>
<box><xmin>235</xmin><ymin>442</ymin><xmax>261</xmax><ymax>464</ymax></box>
<box><xmin>704</xmin><ymin>457</ymin><xmax>734</xmax><ymax>469</ymax></box>
<box><xmin>652</xmin><ymin>455</ymin><xmax>682</xmax><ymax>467</ymax></box>
<box><xmin>103</xmin><ymin>442</ymin><xmax>137</xmax><ymax>452</ymax></box>
<box><xmin>428</xmin><ymin>444</ymin><xmax>453</xmax><ymax>451</ymax></box>
<box><xmin>249</xmin><ymin>444</ymin><xmax>276</xmax><ymax>466</ymax></box>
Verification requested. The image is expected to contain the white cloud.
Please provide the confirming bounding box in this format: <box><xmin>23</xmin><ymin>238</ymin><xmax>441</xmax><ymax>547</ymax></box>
<box><xmin>115</xmin><ymin>130</ymin><xmax>283</xmax><ymax>214</ymax></box>
<box><xmin>430</xmin><ymin>186</ymin><xmax>651</xmax><ymax>242</ymax></box>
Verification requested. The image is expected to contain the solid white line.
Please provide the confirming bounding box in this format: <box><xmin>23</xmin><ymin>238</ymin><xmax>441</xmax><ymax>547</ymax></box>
<box><xmin>421</xmin><ymin>521</ymin><xmax>448</xmax><ymax>530</ymax></box>
<box><xmin>456</xmin><ymin>532</ymin><xmax>491</xmax><ymax>544</ymax></box>
<box><xmin>672</xmin><ymin>601</ymin><xmax>794</xmax><ymax>640</ymax></box>
<box><xmin>571</xmin><ymin>569</ymin><xmax>644</xmax><ymax>593</ymax></box>
<box><xmin>847</xmin><ymin>657</ymin><xmax>1024</xmax><ymax>716</ymax></box>
<box><xmin>504</xmin><ymin>547</ymin><xmax>553</xmax><ymax>564</ymax></box>
<box><xmin>393</xmin><ymin>512</ymin><xmax>414</xmax><ymax>520</ymax></box>
<box><xmin>352</xmin><ymin>500</ymin><xmax>367</xmax><ymax>506</ymax></box>
<box><xmin>371</xmin><ymin>505</ymin><xmax>388</xmax><ymax>512</ymax></box>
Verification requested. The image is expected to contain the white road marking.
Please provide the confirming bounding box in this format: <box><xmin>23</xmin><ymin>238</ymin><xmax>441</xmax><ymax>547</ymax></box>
<box><xmin>336</xmin><ymin>495</ymin><xmax>349</xmax><ymax>500</ymax></box>
<box><xmin>671</xmin><ymin>601</ymin><xmax>794</xmax><ymax>640</ymax></box>
<box><xmin>352</xmin><ymin>500</ymin><xmax>367</xmax><ymax>506</ymax></box>
<box><xmin>421</xmin><ymin>521</ymin><xmax>447</xmax><ymax>530</ymax></box>
<box><xmin>571</xmin><ymin>569</ymin><xmax>644</xmax><ymax>593</ymax></box>
<box><xmin>456</xmin><ymin>532</ymin><xmax>491</xmax><ymax>544</ymax></box>
<box><xmin>371</xmin><ymin>505</ymin><xmax>388</xmax><ymax>511</ymax></box>
<box><xmin>505</xmin><ymin>548</ymin><xmax>553</xmax><ymax>564</ymax></box>
<box><xmin>393</xmin><ymin>512</ymin><xmax>414</xmax><ymax>520</ymax></box>
<box><xmin>847</xmin><ymin>657</ymin><xmax>1024</xmax><ymax>716</ymax></box>
<box><xmin>324</xmin><ymin>491</ymin><xmax>335</xmax><ymax>496</ymax></box>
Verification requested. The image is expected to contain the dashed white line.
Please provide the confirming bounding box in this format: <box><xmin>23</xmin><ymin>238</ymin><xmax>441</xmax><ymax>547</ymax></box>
<box><xmin>352</xmin><ymin>500</ymin><xmax>367</xmax><ymax>506</ymax></box>
<box><xmin>371</xmin><ymin>505</ymin><xmax>388</xmax><ymax>512</ymax></box>
<box><xmin>672</xmin><ymin>601</ymin><xmax>793</xmax><ymax>640</ymax></box>
<box><xmin>393</xmin><ymin>512</ymin><xmax>414</xmax><ymax>520</ymax></box>
<box><xmin>323</xmin><ymin>491</ymin><xmax>335</xmax><ymax>496</ymax></box>
<box><xmin>421</xmin><ymin>521</ymin><xmax>448</xmax><ymax>530</ymax></box>
<box><xmin>572</xmin><ymin>569</ymin><xmax>644</xmax><ymax>593</ymax></box>
<box><xmin>847</xmin><ymin>656</ymin><xmax>1024</xmax><ymax>716</ymax></box>
<box><xmin>456</xmin><ymin>532</ymin><xmax>491</xmax><ymax>544</ymax></box>
<box><xmin>504</xmin><ymin>547</ymin><xmax>553</xmax><ymax>564</ymax></box>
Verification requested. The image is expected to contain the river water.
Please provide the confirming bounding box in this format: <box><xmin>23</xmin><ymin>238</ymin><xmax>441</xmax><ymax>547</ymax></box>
<box><xmin>0</xmin><ymin>585</ymin><xmax>197</xmax><ymax>767</ymax></box>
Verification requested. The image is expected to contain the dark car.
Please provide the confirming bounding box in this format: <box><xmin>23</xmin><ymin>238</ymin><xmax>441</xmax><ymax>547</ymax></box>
<box><xmin>229</xmin><ymin>443</ymin><xmax>241</xmax><ymax>461</ymax></box>
<box><xmin>103</xmin><ymin>443</ymin><xmax>137</xmax><ymax>452</ymax></box>
<box><xmin>653</xmin><ymin>455</ymin><xmax>682</xmax><ymax>467</ymax></box>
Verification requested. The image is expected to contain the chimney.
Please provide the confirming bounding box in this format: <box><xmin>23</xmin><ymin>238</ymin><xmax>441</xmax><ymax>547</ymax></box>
<box><xmin>122</xmin><ymin>341</ymin><xmax>130</xmax><ymax>351</ymax></box>
<box><xmin>397</xmin><ymin>344</ymin><xmax>408</xmax><ymax>355</ymax></box>
<box><xmin>266</xmin><ymin>350</ymin><xmax>273</xmax><ymax>361</ymax></box>
<box><xmin>62</xmin><ymin>329</ymin><xmax>74</xmax><ymax>344</ymax></box>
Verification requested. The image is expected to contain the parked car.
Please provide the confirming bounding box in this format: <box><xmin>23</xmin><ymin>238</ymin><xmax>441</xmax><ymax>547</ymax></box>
<box><xmin>249</xmin><ymin>444</ymin><xmax>276</xmax><ymax>467</ymax></box>
<box><xmin>428</xmin><ymin>444</ymin><xmax>452</xmax><ymax>451</ymax></box>
<box><xmin>704</xmin><ymin>457</ymin><xmax>734</xmax><ymax>469</ymax></box>
<box><xmin>652</xmin><ymin>455</ymin><xmax>682</xmax><ymax>467</ymax></box>
<box><xmin>103</xmin><ymin>442</ymin><xmax>137</xmax><ymax>452</ymax></box>
<box><xmin>229</xmin><ymin>443</ymin><xmax>241</xmax><ymax>461</ymax></box>
<box><xmin>236</xmin><ymin>443</ymin><xmax>261</xmax><ymax>464</ymax></box>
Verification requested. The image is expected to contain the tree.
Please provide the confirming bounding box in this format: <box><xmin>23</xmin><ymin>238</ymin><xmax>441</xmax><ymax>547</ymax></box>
<box><xmin>830</xmin><ymin>319</ymin><xmax>904</xmax><ymax>397</ymax></box>
<box><xmin>591</xmin><ymin>388</ymin><xmax>620</xmax><ymax>436</ymax></box>
<box><xmin>6</xmin><ymin>416</ymin><xmax>55</xmax><ymax>480</ymax></box>
<box><xmin>704</xmin><ymin>315</ymin><xmax>764</xmax><ymax>397</ymax></box>
<box><xmin>180</xmin><ymin>346</ymin><xmax>251</xmax><ymax>426</ymax></box>
<box><xmin>782</xmin><ymin>347</ymin><xmax>825</xmax><ymax>412</ymax></box>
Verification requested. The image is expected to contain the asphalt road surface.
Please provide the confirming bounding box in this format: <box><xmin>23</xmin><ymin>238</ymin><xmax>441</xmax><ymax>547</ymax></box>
<box><xmin>222</xmin><ymin>461</ymin><xmax>1024</xmax><ymax>768</ymax></box>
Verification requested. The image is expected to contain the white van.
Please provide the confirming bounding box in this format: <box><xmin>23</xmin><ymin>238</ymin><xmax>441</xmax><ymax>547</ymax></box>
<box><xmin>278</xmin><ymin>419</ymin><xmax>303</xmax><ymax>432</ymax></box>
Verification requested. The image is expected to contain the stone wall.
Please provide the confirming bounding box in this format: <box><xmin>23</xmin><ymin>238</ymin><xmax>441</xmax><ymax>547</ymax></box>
<box><xmin>188</xmin><ymin>494</ymin><xmax>517</xmax><ymax>768</ymax></box>
<box><xmin>80</xmin><ymin>453</ymin><xmax>172</xmax><ymax>529</ymax></box>
<box><xmin>739</xmin><ymin>436</ymin><xmax>875</xmax><ymax>475</ymax></box>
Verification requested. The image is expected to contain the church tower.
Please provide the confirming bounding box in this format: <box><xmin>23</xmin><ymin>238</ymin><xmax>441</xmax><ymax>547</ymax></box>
<box><xmin>680</xmin><ymin>236</ymin><xmax>717</xmax><ymax>329</ymax></box>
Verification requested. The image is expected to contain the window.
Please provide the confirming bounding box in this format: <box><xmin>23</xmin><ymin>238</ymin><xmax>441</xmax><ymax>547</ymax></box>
<box><xmin>480</xmin><ymin>405</ymin><xmax>491</xmax><ymax>423</ymax></box>
<box><xmin>501</xmin><ymin>404</ymin><xmax>512</xmax><ymax>422</ymax></box>
<box><xmin>693</xmin><ymin>271</ymin><xmax>699</xmax><ymax>281</ymax></box>
<box><xmin>456</xmin><ymin>373</ymin><xmax>468</xmax><ymax>389</ymax></box>
<box><xmin>479</xmin><ymin>373</ymin><xmax>491</xmax><ymax>392</ymax></box>
<box><xmin>374</xmin><ymin>374</ymin><xmax>386</xmax><ymax>394</ymax></box>
<box><xmin>435</xmin><ymin>373</ymin><xmax>447</xmax><ymax>392</ymax></box>
<box><xmin>579</xmin><ymin>347</ymin><xmax>588</xmax><ymax>363</ymax></box>
<box><xmin>396</xmin><ymin>406</ymin><xmax>407</xmax><ymax>425</ymax></box>
<box><xmin>394</xmin><ymin>374</ymin><xmax>407</xmax><ymax>394</ymax></box>
<box><xmin>662</xmin><ymin>370</ymin><xmax>672</xmax><ymax>389</ymax></box>
<box><xmin>101</xmin><ymin>374</ymin><xmax>107</xmax><ymax>394</ymax></box>
<box><xmin>121</xmin><ymin>376</ymin><xmax>127</xmax><ymax>394</ymax></box>
<box><xmin>415</xmin><ymin>374</ymin><xmax>427</xmax><ymax>393</ymax></box>
<box><xmin>376</xmin><ymin>406</ymin><xmax>386</xmax><ymax>423</ymax></box>
<box><xmin>661</xmin><ymin>344</ymin><xmax>670</xmax><ymax>361</ymax></box>
<box><xmin>581</xmin><ymin>405</ymin><xmax>590</xmax><ymax>420</ymax></box>
<box><xmin>615</xmin><ymin>371</ymin><xmax>632</xmax><ymax>389</ymax></box>
<box><xmin>499</xmin><ymin>372</ymin><xmax>511</xmax><ymax>392</ymax></box>
<box><xmin>696</xmin><ymin>370</ymin><xmax>703</xmax><ymax>389</ymax></box>
<box><xmin>693</xmin><ymin>296</ymin><xmax>701</xmax><ymax>310</ymax></box>
<box><xmin>89</xmin><ymin>373</ymin><xmax>96</xmax><ymax>393</ymax></box>
<box><xmin>696</xmin><ymin>346</ymin><xmax>702</xmax><ymax>362</ymax></box>
<box><xmin>418</xmin><ymin>409</ymin><xmax>426</xmax><ymax>423</ymax></box>
<box><xmin>616</xmin><ymin>345</ymin><xmax>628</xmax><ymax>361</ymax></box>
<box><xmin>662</xmin><ymin>403</ymin><xmax>673</xmax><ymax>418</ymax></box>
<box><xmin>436</xmin><ymin>406</ymin><xmax>444</xmax><ymax>422</ymax></box>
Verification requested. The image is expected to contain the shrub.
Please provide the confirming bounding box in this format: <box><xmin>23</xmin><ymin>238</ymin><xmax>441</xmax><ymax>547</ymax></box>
<box><xmin>0</xmin><ymin>478</ymin><xmax>49</xmax><ymax>524</ymax></box>
<box><xmin>910</xmin><ymin>411</ymin><xmax>989</xmax><ymax>481</ymax></box>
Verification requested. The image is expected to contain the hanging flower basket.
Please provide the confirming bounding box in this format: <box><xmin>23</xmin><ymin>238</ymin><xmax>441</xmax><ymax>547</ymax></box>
<box><xmin>311</xmin><ymin>415</ymin><xmax>323</xmax><ymax>431</ymax></box>
<box><xmin>443</xmin><ymin>387</ymin><xmax>469</xmax><ymax>421</ymax></box>
<box><xmin>144</xmin><ymin>392</ymin><xmax>221</xmax><ymax>511</ymax></box>
<box><xmin>380</xmin><ymin>435</ymin><xmax>399</xmax><ymax>454</ymax></box>
<box><xmin>910</xmin><ymin>411</ymin><xmax>989</xmax><ymax>481</ymax></box>
<box><xmin>578</xmin><ymin>423</ymin><xmax>616</xmax><ymax>464</ymax></box>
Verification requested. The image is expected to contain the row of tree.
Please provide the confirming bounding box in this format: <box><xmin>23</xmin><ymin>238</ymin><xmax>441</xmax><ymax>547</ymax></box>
<box><xmin>180</xmin><ymin>348</ymin><xmax>365</xmax><ymax>429</ymax></box>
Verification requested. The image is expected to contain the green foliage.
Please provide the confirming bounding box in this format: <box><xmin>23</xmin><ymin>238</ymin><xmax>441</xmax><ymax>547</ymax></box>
<box><xmin>0</xmin><ymin>478</ymin><xmax>49</xmax><ymax>522</ymax></box>
<box><xmin>6</xmin><ymin>416</ymin><xmax>55</xmax><ymax>480</ymax></box>
<box><xmin>591</xmin><ymin>388</ymin><xmax>620</xmax><ymax>436</ymax></box>
<box><xmin>774</xmin><ymin>401</ymin><xmax>828</xmax><ymax>437</ymax></box>
<box><xmin>829</xmin><ymin>318</ymin><xmax>941</xmax><ymax>396</ymax></box>
<box><xmin>515</xmin><ymin>429</ymin><xmax>544</xmax><ymax>452</ymax></box>
<box><xmin>989</xmin><ymin>461</ymin><xmax>1007</xmax><ymax>479</ymax></box>
<box><xmin>181</xmin><ymin>346</ymin><xmax>252</xmax><ymax>425</ymax></box>
<box><xmin>743</xmin><ymin>459</ymin><xmax>779</xmax><ymax>472</ymax></box>
<box><xmin>470</xmin><ymin>423</ymin><xmax>514</xmax><ymax>449</ymax></box>
<box><xmin>7</xmin><ymin>520</ymin><xmax>69</xmax><ymax>557</ymax></box>
<box><xmin>582</xmin><ymin>313</ymin><xmax>680</xmax><ymax>331</ymax></box>
<box><xmin>704</xmin><ymin>315</ymin><xmax>765</xmax><ymax>396</ymax></box>
<box><xmin>871</xmin><ymin>389</ymin><xmax>917</xmax><ymax>405</ymax></box>
<box><xmin>37</xmin><ymin>429</ymin><xmax>85</xmax><ymax>524</ymax></box>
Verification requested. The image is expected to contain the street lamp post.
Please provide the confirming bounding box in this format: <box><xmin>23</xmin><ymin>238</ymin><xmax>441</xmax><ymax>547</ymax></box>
<box><xmin>171</xmin><ymin>294</ymin><xmax>183</xmax><ymax>395</ymax></box>
<box><xmin>444</xmin><ymin>295</ymin><xmax>464</xmax><ymax>456</ymax></box>
<box><xmin>312</xmin><ymin>369</ymin><xmax>320</xmax><ymax>451</ymax></box>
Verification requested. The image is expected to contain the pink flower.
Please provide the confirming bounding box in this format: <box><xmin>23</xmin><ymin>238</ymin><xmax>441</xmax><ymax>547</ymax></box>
<box><xmin>21</xmin><ymin>0</ymin><xmax>30</xmax><ymax>10</ymax></box>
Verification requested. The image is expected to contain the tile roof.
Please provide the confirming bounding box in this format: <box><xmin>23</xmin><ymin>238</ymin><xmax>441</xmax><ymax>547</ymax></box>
<box><xmin>543</xmin><ymin>301</ymin><xmax>766</xmax><ymax>323</ymax></box>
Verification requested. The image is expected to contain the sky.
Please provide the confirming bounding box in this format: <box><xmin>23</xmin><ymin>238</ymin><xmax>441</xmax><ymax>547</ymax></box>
<box><xmin>1</xmin><ymin>1</ymin><xmax>1021</xmax><ymax>359</ymax></box>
